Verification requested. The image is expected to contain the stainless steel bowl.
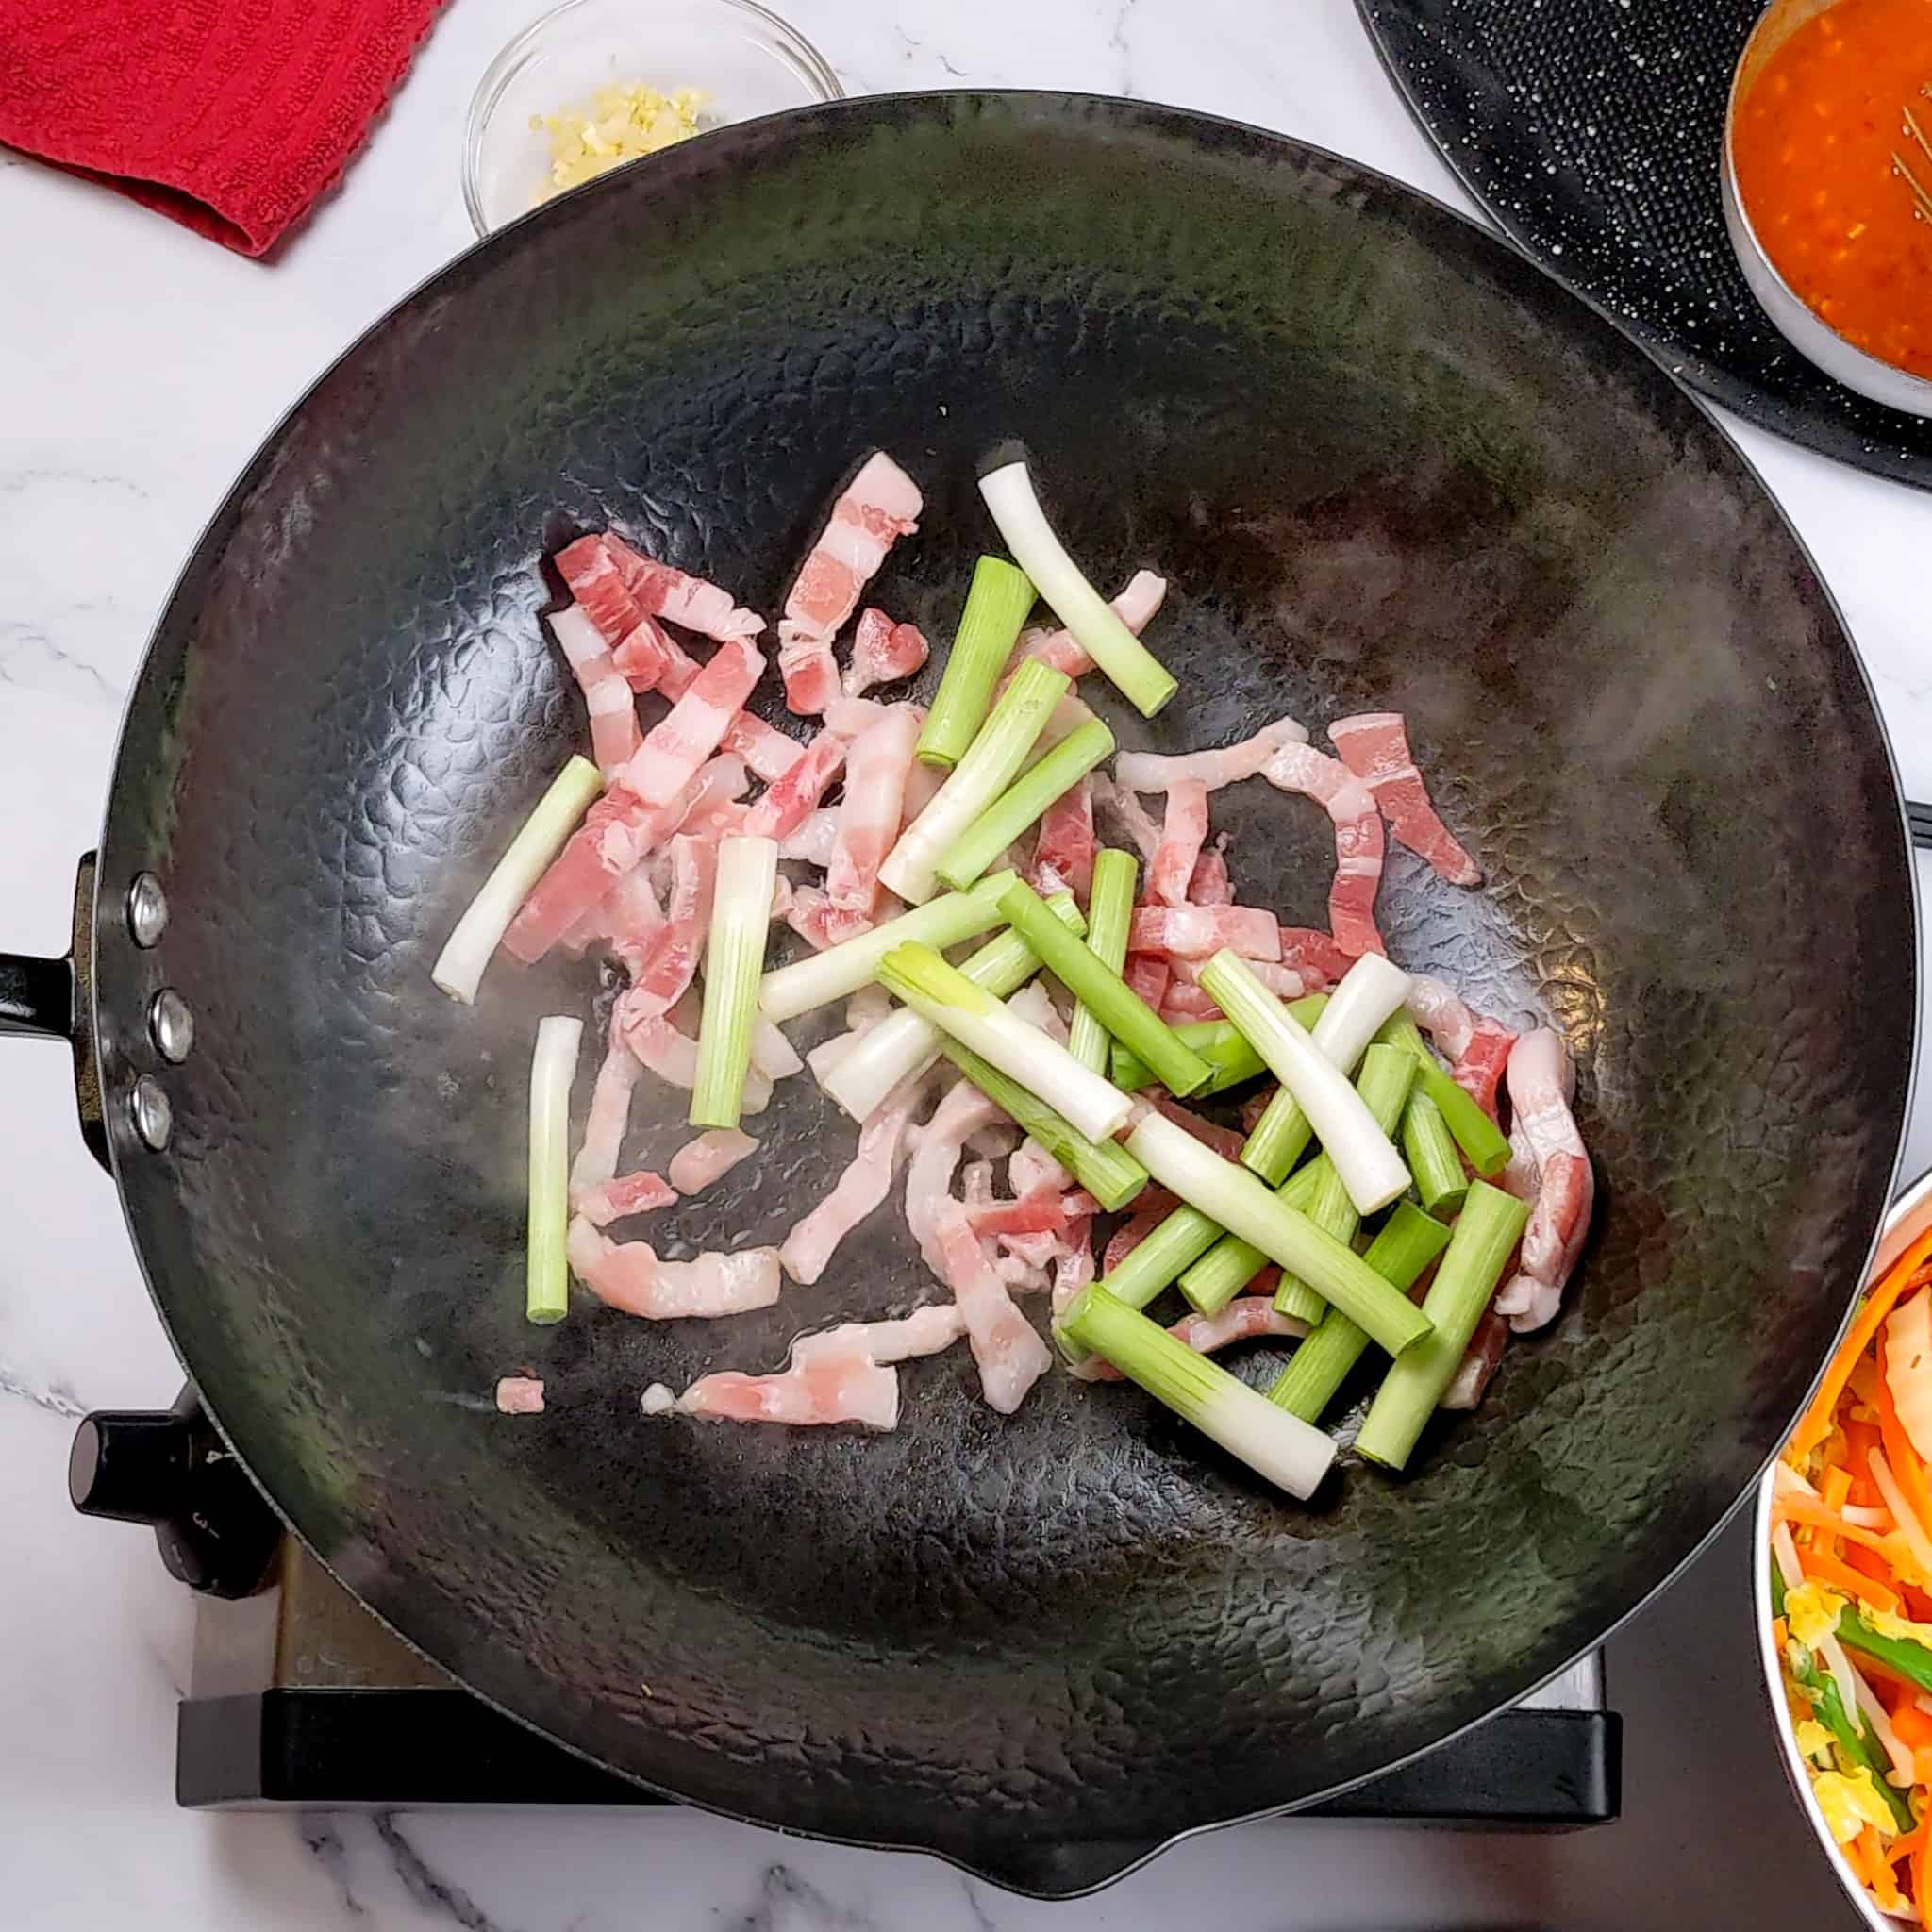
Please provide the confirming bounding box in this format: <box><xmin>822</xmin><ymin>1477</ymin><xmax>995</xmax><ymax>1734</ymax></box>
<box><xmin>1753</xmin><ymin>1166</ymin><xmax>1932</xmax><ymax>1931</ymax></box>
<box><xmin>1722</xmin><ymin>0</ymin><xmax>1932</xmax><ymax>418</ymax></box>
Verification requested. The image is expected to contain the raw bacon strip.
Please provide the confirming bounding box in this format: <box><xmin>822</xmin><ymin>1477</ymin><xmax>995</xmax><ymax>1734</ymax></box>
<box><xmin>780</xmin><ymin>808</ymin><xmax>841</xmax><ymax>867</ymax></box>
<box><xmin>1328</xmin><ymin>711</ymin><xmax>1480</xmax><ymax>887</ymax></box>
<box><xmin>741</xmin><ymin>734</ymin><xmax>847</xmax><ymax>841</ymax></box>
<box><xmin>549</xmin><ymin>605</ymin><xmax>642</xmax><ymax>776</ymax></box>
<box><xmin>828</xmin><ymin>705</ymin><xmax>921</xmax><ymax>917</ymax></box>
<box><xmin>1124</xmin><ymin>953</ymin><xmax>1170</xmax><ymax>1013</ymax></box>
<box><xmin>667</xmin><ymin>1128</ymin><xmax>757</xmax><ymax>1194</ymax></box>
<box><xmin>619</xmin><ymin>1007</ymin><xmax>774</xmax><ymax>1112</ymax></box>
<box><xmin>1085</xmin><ymin>1296</ymin><xmax>1309</xmax><ymax>1380</ymax></box>
<box><xmin>600</xmin><ymin>869</ymin><xmax>667</xmax><ymax>975</ymax></box>
<box><xmin>1115</xmin><ymin>715</ymin><xmax>1307</xmax><ymax>795</ymax></box>
<box><xmin>1051</xmin><ymin>1219</ymin><xmax>1097</xmax><ymax>1318</ymax></box>
<box><xmin>1009</xmin><ymin>1139</ymin><xmax>1073</xmax><ymax>1197</ymax></box>
<box><xmin>750</xmin><ymin>1016</ymin><xmax>804</xmax><ymax>1082</ymax></box>
<box><xmin>966</xmin><ymin>1187</ymin><xmax>1101</xmax><ymax>1238</ymax></box>
<box><xmin>571</xmin><ymin>1037</ymin><xmax>641</xmax><ymax>1197</ymax></box>
<box><xmin>1159</xmin><ymin>983</ymin><xmax>1222</xmax><ymax>1024</ymax></box>
<box><xmin>785</xmin><ymin>883</ymin><xmax>838</xmax><ymax>951</ymax></box>
<box><xmin>1442</xmin><ymin>1311</ymin><xmax>1510</xmax><ymax>1410</ymax></box>
<box><xmin>567</xmin><ymin>1218</ymin><xmax>782</xmax><ymax>1317</ymax></box>
<box><xmin>604</xmin><ymin>534</ymin><xmax>763</xmax><ymax>641</ymax></box>
<box><xmin>674</xmin><ymin>1358</ymin><xmax>899</xmax><ymax>1428</ymax></box>
<box><xmin>1029</xmin><ymin>774</ymin><xmax>1095</xmax><ymax>902</ymax></box>
<box><xmin>1008</xmin><ymin>571</ymin><xmax>1166</xmax><ymax>682</ymax></box>
<box><xmin>794</xmin><ymin>1304</ymin><xmax>967</xmax><ymax>1366</ymax></box>
<box><xmin>822</xmin><ymin>695</ymin><xmax>892</xmax><ymax>741</ymax></box>
<box><xmin>623</xmin><ymin>835</ymin><xmax>717</xmax><ymax>1020</ymax></box>
<box><xmin>502</xmin><ymin>753</ymin><xmax>743</xmax><ymax>964</ymax></box>
<box><xmin>1127</xmin><ymin>905</ymin><xmax>1281</xmax><ymax>960</ymax></box>
<box><xmin>781</xmin><ymin>1077</ymin><xmax>925</xmax><ymax>1284</ymax></box>
<box><xmin>1491</xmin><ymin>1030</ymin><xmax>1593</xmax><ymax>1334</ymax></box>
<box><xmin>609</xmin><ymin>614</ymin><xmax>675</xmax><ymax>694</ymax></box>
<box><xmin>1148</xmin><ymin>780</ymin><xmax>1211</xmax><ymax>908</ymax></box>
<box><xmin>1407</xmin><ymin>974</ymin><xmax>1479</xmax><ymax>1058</ymax></box>
<box><xmin>936</xmin><ymin>1207</ymin><xmax>1053</xmax><ymax>1414</ymax></box>
<box><xmin>1261</xmin><ymin>741</ymin><xmax>1387</xmax><ymax>958</ymax></box>
<box><xmin>1276</xmin><ymin>927</ymin><xmax>1354</xmax><ymax>991</ymax></box>
<box><xmin>575</xmin><ymin>1170</ymin><xmax>678</xmax><ymax>1227</ymax></box>
<box><xmin>778</xmin><ymin>452</ymin><xmax>923</xmax><ymax>715</ymax></box>
<box><xmin>999</xmin><ymin>1229</ymin><xmax>1062</xmax><ymax>1273</ymax></box>
<box><xmin>554</xmin><ymin>535</ymin><xmax>644</xmax><ymax>644</ymax></box>
<box><xmin>1453</xmin><ymin>1026</ymin><xmax>1516</xmax><ymax>1124</ymax></box>
<box><xmin>1407</xmin><ymin>976</ymin><xmax>1516</xmax><ymax>1122</ymax></box>
<box><xmin>1091</xmin><ymin>772</ymin><xmax>1164</xmax><ymax>861</ymax></box>
<box><xmin>495</xmin><ymin>1376</ymin><xmax>546</xmax><ymax>1414</ymax></box>
<box><xmin>1188</xmin><ymin>845</ymin><xmax>1233</xmax><ymax>906</ymax></box>
<box><xmin>1102</xmin><ymin>1189</ymin><xmax>1182</xmax><ymax>1274</ymax></box>
<box><xmin>721</xmin><ymin>712</ymin><xmax>804</xmax><ymax>782</ymax></box>
<box><xmin>1150</xmin><ymin>1097</ymin><xmax>1247</xmax><ymax>1162</ymax></box>
<box><xmin>906</xmin><ymin>1076</ymin><xmax>1004</xmax><ymax>1275</ymax></box>
<box><xmin>845</xmin><ymin>608</ymin><xmax>930</xmax><ymax>698</ymax></box>
<box><xmin>624</xmin><ymin>639</ymin><xmax>766</xmax><ymax>807</ymax></box>
<box><xmin>1166</xmin><ymin>955</ymin><xmax>1304</xmax><ymax>1001</ymax></box>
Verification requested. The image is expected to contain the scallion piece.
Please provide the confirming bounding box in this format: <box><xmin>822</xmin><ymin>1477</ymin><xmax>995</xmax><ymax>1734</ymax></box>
<box><xmin>1200</xmin><ymin>951</ymin><xmax>1410</xmax><ymax>1214</ymax></box>
<box><xmin>875</xmin><ymin>941</ymin><xmax>1133</xmax><ymax>1143</ymax></box>
<box><xmin>1402</xmin><ymin>1091</ymin><xmax>1469</xmax><ymax>1218</ymax></box>
<box><xmin>1379</xmin><ymin>1011</ymin><xmax>1512</xmax><ymax>1177</ymax></box>
<box><xmin>1124</xmin><ymin>1112</ymin><xmax>1432</xmax><ymax>1358</ymax></box>
<box><xmin>819</xmin><ymin>891</ymin><xmax>1085</xmax><ymax>1121</ymax></box>
<box><xmin>526</xmin><ymin>1014</ymin><xmax>582</xmax><ymax>1324</ymax></box>
<box><xmin>1268</xmin><ymin>1204</ymin><xmax>1452</xmax><ymax>1422</ymax></box>
<box><xmin>936</xmin><ymin>719</ymin><xmax>1116</xmax><ymax>894</ymax></box>
<box><xmin>938</xmin><ymin>1039</ymin><xmax>1147</xmax><ymax>1211</ymax></box>
<box><xmin>1265</xmin><ymin>1043</ymin><xmax>1416</xmax><ymax>1322</ymax></box>
<box><xmin>978</xmin><ymin>461</ymin><xmax>1177</xmax><ymax>718</ymax></box>
<box><xmin>1000</xmin><ymin>878</ymin><xmax>1213</xmax><ymax>1097</ymax></box>
<box><xmin>1354</xmin><ymin>1180</ymin><xmax>1531</xmax><ymax>1470</ymax></box>
<box><xmin>1114</xmin><ymin>1021</ymin><xmax>1254</xmax><ymax>1095</ymax></box>
<box><xmin>432</xmin><ymin>756</ymin><xmax>603</xmax><ymax>1003</ymax></box>
<box><xmin>1060</xmin><ymin>1286</ymin><xmax>1336</xmax><ymax>1499</ymax></box>
<box><xmin>880</xmin><ymin>659</ymin><xmax>1069</xmax><ymax>904</ymax></box>
<box><xmin>916</xmin><ymin>557</ymin><xmax>1037</xmax><ymax>770</ymax></box>
<box><xmin>690</xmin><ymin>836</ymin><xmax>778</xmax><ymax>1130</ymax></box>
<box><xmin>1069</xmin><ymin>848</ymin><xmax>1140</xmax><ymax>1076</ymax></box>
<box><xmin>758</xmin><ymin>870</ymin><xmax>1018</xmax><ymax>1024</ymax></box>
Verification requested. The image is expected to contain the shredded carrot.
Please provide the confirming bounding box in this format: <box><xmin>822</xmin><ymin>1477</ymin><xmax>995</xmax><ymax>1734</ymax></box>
<box><xmin>1878</xmin><ymin>1364</ymin><xmax>1932</xmax><ymax>1547</ymax></box>
<box><xmin>1917</xmin><ymin>1824</ymin><xmax>1932</xmax><ymax>1932</ymax></box>
<box><xmin>1848</xmin><ymin>1827</ymin><xmax>1878</xmax><ymax>1890</ymax></box>
<box><xmin>1775</xmin><ymin>1492</ymin><xmax>1903</xmax><ymax>1556</ymax></box>
<box><xmin>1872</xmin><ymin>1827</ymin><xmax>1906</xmax><ymax>1912</ymax></box>
<box><xmin>1802</xmin><ymin>1543</ymin><xmax>1902</xmax><ymax>1610</ymax></box>
<box><xmin>1773</xmin><ymin>1615</ymin><xmax>1790</xmax><ymax>1650</ymax></box>
<box><xmin>1895</xmin><ymin>1703</ymin><xmax>1932</xmax><ymax>1750</ymax></box>
<box><xmin>1793</xmin><ymin>1245</ymin><xmax>1932</xmax><ymax>1458</ymax></box>
<box><xmin>1825</xmin><ymin>1466</ymin><xmax>1855</xmax><ymax>1515</ymax></box>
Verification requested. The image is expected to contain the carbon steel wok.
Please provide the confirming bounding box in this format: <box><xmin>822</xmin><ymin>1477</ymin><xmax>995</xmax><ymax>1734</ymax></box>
<box><xmin>1</xmin><ymin>93</ymin><xmax>1918</xmax><ymax>1896</ymax></box>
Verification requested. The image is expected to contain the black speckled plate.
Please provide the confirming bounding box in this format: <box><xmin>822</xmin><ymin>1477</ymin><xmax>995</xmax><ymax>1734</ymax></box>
<box><xmin>1357</xmin><ymin>0</ymin><xmax>1932</xmax><ymax>489</ymax></box>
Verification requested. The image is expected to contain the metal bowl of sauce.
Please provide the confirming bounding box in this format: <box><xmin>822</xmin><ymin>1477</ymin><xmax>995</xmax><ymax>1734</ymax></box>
<box><xmin>1722</xmin><ymin>0</ymin><xmax>1932</xmax><ymax>416</ymax></box>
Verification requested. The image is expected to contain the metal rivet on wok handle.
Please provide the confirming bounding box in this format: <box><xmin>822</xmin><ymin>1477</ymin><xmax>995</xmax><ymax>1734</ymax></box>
<box><xmin>130</xmin><ymin>1076</ymin><xmax>172</xmax><ymax>1151</ymax></box>
<box><xmin>127</xmin><ymin>874</ymin><xmax>168</xmax><ymax>948</ymax></box>
<box><xmin>148</xmin><ymin>990</ymin><xmax>193</xmax><ymax>1064</ymax></box>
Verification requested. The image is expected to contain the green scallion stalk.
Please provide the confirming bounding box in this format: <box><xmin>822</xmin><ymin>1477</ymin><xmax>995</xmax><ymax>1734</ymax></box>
<box><xmin>1199</xmin><ymin>951</ymin><xmax>1410</xmax><ymax>1214</ymax></box>
<box><xmin>1000</xmin><ymin>878</ymin><xmax>1212</xmax><ymax>1097</ymax></box>
<box><xmin>433</xmin><ymin>756</ymin><xmax>604</xmax><ymax>1003</ymax></box>
<box><xmin>882</xmin><ymin>659</ymin><xmax>1070</xmax><ymax>904</ymax></box>
<box><xmin>690</xmin><ymin>836</ymin><xmax>778</xmax><ymax>1130</ymax></box>
<box><xmin>1378</xmin><ymin>1011</ymin><xmax>1512</xmax><ymax>1177</ymax></box>
<box><xmin>936</xmin><ymin>720</ymin><xmax>1116</xmax><ymax>894</ymax></box>
<box><xmin>1124</xmin><ymin>1112</ymin><xmax>1432</xmax><ymax>1358</ymax></box>
<box><xmin>1114</xmin><ymin>1022</ymin><xmax>1257</xmax><ymax>1095</ymax></box>
<box><xmin>978</xmin><ymin>461</ymin><xmax>1177</xmax><ymax>718</ymax></box>
<box><xmin>938</xmin><ymin>1039</ymin><xmax>1147</xmax><ymax>1211</ymax></box>
<box><xmin>1067</xmin><ymin>847</ymin><xmax>1139</xmax><ymax>1077</ymax></box>
<box><xmin>1402</xmin><ymin>1090</ymin><xmax>1469</xmax><ymax>1218</ymax></box>
<box><xmin>1060</xmin><ymin>1286</ymin><xmax>1336</xmax><ymax>1498</ymax></box>
<box><xmin>758</xmin><ymin>870</ymin><xmax>1018</xmax><ymax>1024</ymax></box>
<box><xmin>526</xmin><ymin>1014</ymin><xmax>582</xmax><ymax>1324</ymax></box>
<box><xmin>820</xmin><ymin>891</ymin><xmax>1084</xmax><ymax>1121</ymax></box>
<box><xmin>1354</xmin><ymin>1181</ymin><xmax>1531</xmax><ymax>1470</ymax></box>
<box><xmin>875</xmin><ymin>941</ymin><xmax>1133</xmax><ymax>1143</ymax></box>
<box><xmin>916</xmin><ymin>557</ymin><xmax>1037</xmax><ymax>770</ymax></box>
<box><xmin>1268</xmin><ymin>1203</ymin><xmax>1452</xmax><ymax>1422</ymax></box>
<box><xmin>1264</xmin><ymin>1043</ymin><xmax>1417</xmax><ymax>1322</ymax></box>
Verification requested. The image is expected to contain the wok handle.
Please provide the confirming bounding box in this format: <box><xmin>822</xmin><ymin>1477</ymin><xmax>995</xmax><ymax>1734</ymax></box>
<box><xmin>0</xmin><ymin>854</ymin><xmax>108</xmax><ymax>1168</ymax></box>
<box><xmin>1911</xmin><ymin>800</ymin><xmax>1932</xmax><ymax>852</ymax></box>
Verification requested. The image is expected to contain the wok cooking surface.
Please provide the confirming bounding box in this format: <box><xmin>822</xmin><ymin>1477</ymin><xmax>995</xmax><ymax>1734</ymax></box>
<box><xmin>86</xmin><ymin>93</ymin><xmax>1913</xmax><ymax>1893</ymax></box>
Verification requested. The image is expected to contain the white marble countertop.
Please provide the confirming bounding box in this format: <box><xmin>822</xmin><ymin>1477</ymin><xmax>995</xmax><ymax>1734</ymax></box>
<box><xmin>2</xmin><ymin>1</ymin><xmax>1928</xmax><ymax>1924</ymax></box>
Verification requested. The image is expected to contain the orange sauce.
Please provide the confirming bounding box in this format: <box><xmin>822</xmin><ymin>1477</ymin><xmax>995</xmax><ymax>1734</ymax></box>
<box><xmin>1731</xmin><ymin>0</ymin><xmax>1932</xmax><ymax>378</ymax></box>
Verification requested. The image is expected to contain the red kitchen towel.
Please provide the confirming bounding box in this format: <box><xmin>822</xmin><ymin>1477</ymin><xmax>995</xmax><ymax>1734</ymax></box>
<box><xmin>0</xmin><ymin>0</ymin><xmax>448</xmax><ymax>257</ymax></box>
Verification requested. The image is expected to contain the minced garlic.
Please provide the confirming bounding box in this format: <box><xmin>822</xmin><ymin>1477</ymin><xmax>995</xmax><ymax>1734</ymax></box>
<box><xmin>531</xmin><ymin>82</ymin><xmax>708</xmax><ymax>203</ymax></box>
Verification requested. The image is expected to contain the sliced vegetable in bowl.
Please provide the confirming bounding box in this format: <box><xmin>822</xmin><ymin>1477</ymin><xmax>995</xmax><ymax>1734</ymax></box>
<box><xmin>1758</xmin><ymin>1169</ymin><xmax>1932</xmax><ymax>1929</ymax></box>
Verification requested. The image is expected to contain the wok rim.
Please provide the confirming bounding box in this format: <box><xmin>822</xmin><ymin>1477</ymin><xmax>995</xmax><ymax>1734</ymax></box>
<box><xmin>83</xmin><ymin>90</ymin><xmax>1924</xmax><ymax>1895</ymax></box>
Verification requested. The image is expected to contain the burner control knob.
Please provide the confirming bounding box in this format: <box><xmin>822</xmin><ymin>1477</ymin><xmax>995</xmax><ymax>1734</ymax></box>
<box><xmin>69</xmin><ymin>1389</ymin><xmax>279</xmax><ymax>1599</ymax></box>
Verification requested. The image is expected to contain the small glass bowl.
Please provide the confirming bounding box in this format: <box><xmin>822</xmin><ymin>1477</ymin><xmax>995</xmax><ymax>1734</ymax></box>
<box><xmin>1721</xmin><ymin>0</ymin><xmax>1932</xmax><ymax>417</ymax></box>
<box><xmin>463</xmin><ymin>0</ymin><xmax>842</xmax><ymax>237</ymax></box>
